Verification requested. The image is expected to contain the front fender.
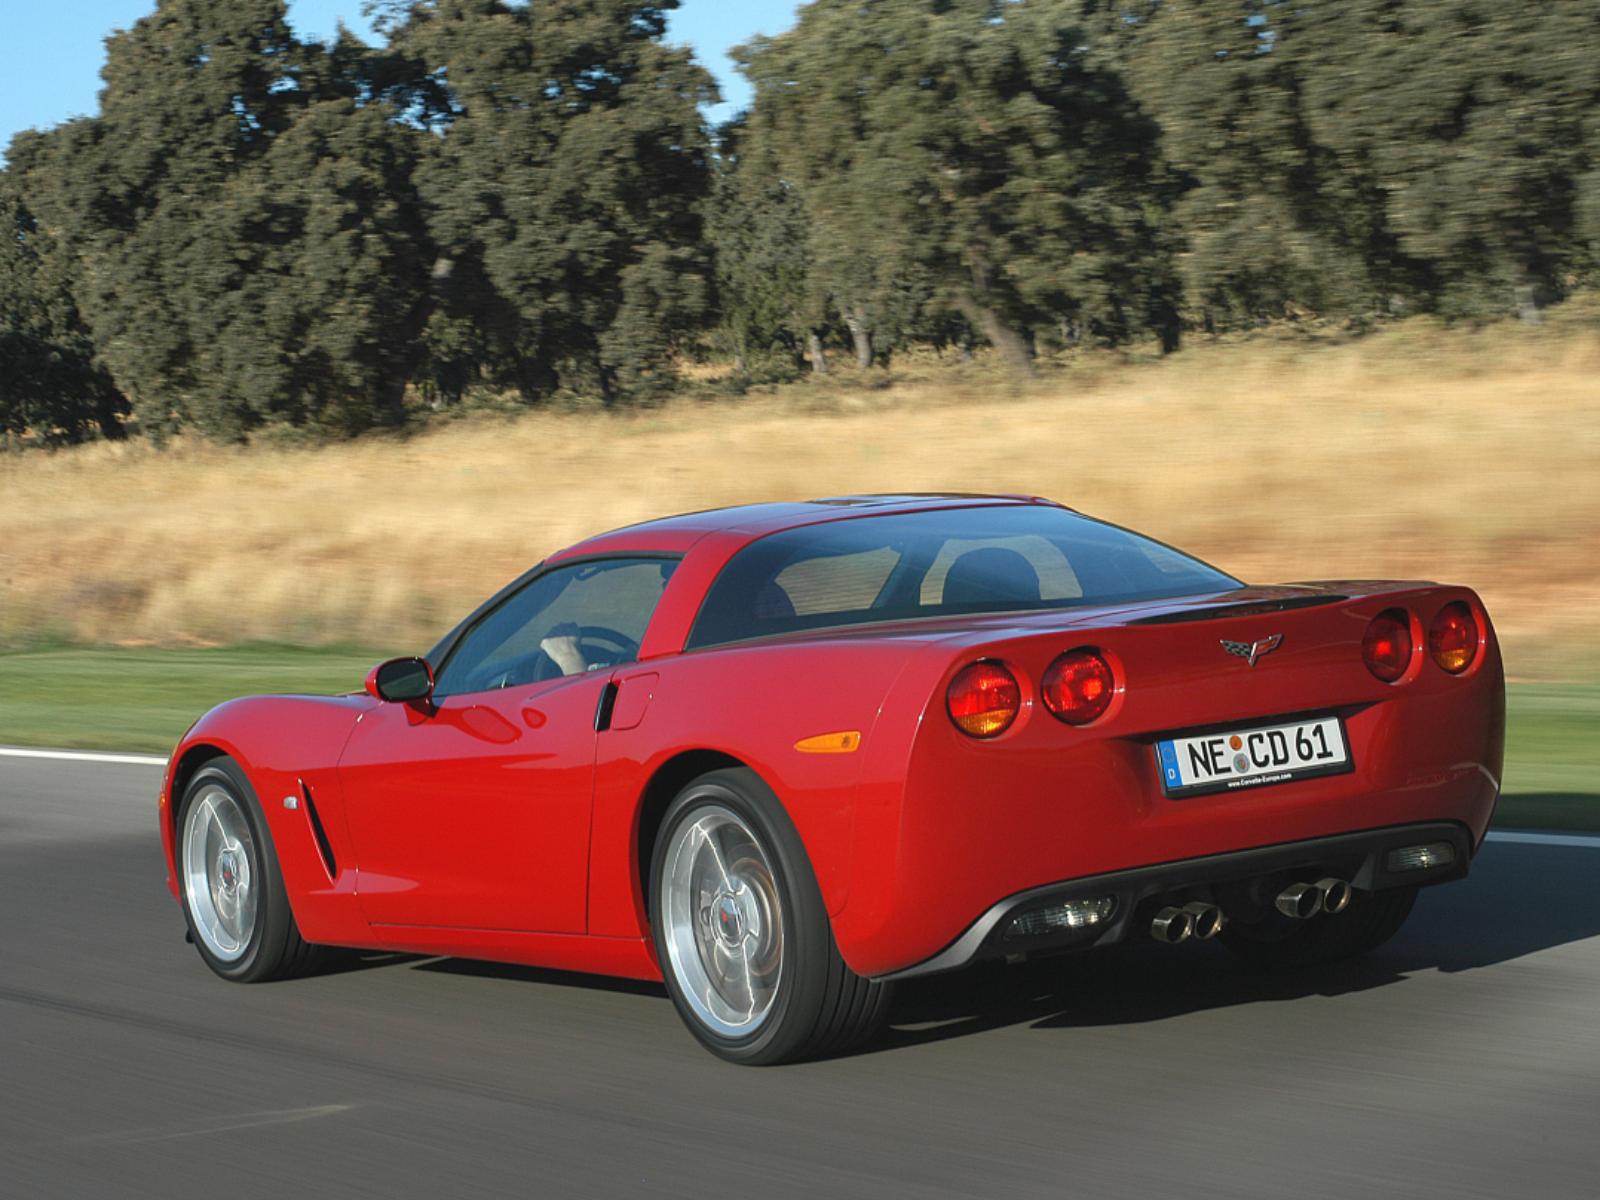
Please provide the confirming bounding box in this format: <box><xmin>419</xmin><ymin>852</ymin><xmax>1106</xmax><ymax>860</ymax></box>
<box><xmin>161</xmin><ymin>693</ymin><xmax>376</xmax><ymax>946</ymax></box>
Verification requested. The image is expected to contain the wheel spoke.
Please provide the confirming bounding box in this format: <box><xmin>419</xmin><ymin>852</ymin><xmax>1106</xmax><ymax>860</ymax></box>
<box><xmin>662</xmin><ymin>803</ymin><xmax>784</xmax><ymax>1038</ymax></box>
<box><xmin>182</xmin><ymin>785</ymin><xmax>259</xmax><ymax>964</ymax></box>
<box><xmin>696</xmin><ymin>822</ymin><xmax>734</xmax><ymax>891</ymax></box>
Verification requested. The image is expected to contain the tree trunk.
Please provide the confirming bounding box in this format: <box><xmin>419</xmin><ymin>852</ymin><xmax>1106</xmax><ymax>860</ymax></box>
<box><xmin>844</xmin><ymin>309</ymin><xmax>874</xmax><ymax>369</ymax></box>
<box><xmin>808</xmin><ymin>331</ymin><xmax>828</xmax><ymax>375</ymax></box>
<box><xmin>93</xmin><ymin>384</ymin><xmax>128</xmax><ymax>441</ymax></box>
<box><xmin>1514</xmin><ymin>280</ymin><xmax>1541</xmax><ymax>325</ymax></box>
<box><xmin>1155</xmin><ymin>302</ymin><xmax>1181</xmax><ymax>354</ymax></box>
<box><xmin>962</xmin><ymin>248</ymin><xmax>1034</xmax><ymax>378</ymax></box>
<box><xmin>958</xmin><ymin>295</ymin><xmax>1034</xmax><ymax>378</ymax></box>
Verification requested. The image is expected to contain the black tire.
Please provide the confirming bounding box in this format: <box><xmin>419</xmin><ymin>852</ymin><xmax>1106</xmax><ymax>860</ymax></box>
<box><xmin>648</xmin><ymin>767</ymin><xmax>892</xmax><ymax>1065</ymax></box>
<box><xmin>176</xmin><ymin>757</ymin><xmax>329</xmax><ymax>982</ymax></box>
<box><xmin>1219</xmin><ymin>885</ymin><xmax>1419</xmax><ymax>969</ymax></box>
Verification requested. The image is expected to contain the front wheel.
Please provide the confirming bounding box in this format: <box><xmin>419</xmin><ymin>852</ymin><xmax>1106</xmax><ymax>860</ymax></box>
<box><xmin>177</xmin><ymin>757</ymin><xmax>328</xmax><ymax>982</ymax></box>
<box><xmin>649</xmin><ymin>768</ymin><xmax>891</xmax><ymax>1065</ymax></box>
<box><xmin>1219</xmin><ymin>885</ymin><xmax>1419</xmax><ymax>969</ymax></box>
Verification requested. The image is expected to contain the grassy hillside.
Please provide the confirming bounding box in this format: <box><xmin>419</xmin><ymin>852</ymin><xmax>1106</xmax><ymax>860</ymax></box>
<box><xmin>3</xmin><ymin>311</ymin><xmax>1599</xmax><ymax>679</ymax></box>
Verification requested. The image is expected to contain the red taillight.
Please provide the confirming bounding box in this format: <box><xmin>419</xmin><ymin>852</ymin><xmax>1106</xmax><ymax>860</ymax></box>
<box><xmin>1362</xmin><ymin>609</ymin><xmax>1413</xmax><ymax>683</ymax></box>
<box><xmin>1041</xmin><ymin>649</ymin><xmax>1116</xmax><ymax>725</ymax></box>
<box><xmin>1429</xmin><ymin>602</ymin><xmax>1479</xmax><ymax>674</ymax></box>
<box><xmin>947</xmin><ymin>661</ymin><xmax>1021</xmax><ymax>738</ymax></box>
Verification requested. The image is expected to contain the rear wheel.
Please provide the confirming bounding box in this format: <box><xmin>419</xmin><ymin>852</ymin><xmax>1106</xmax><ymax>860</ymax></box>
<box><xmin>1219</xmin><ymin>885</ymin><xmax>1418</xmax><ymax>969</ymax></box>
<box><xmin>649</xmin><ymin>768</ymin><xmax>892</xmax><ymax>1065</ymax></box>
<box><xmin>177</xmin><ymin>758</ymin><xmax>328</xmax><ymax>982</ymax></box>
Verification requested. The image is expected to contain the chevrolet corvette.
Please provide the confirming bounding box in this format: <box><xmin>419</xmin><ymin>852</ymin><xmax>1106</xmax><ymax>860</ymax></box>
<box><xmin>160</xmin><ymin>495</ymin><xmax>1504</xmax><ymax>1064</ymax></box>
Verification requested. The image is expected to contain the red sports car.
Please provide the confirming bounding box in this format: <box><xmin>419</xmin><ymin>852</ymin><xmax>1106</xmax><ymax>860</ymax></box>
<box><xmin>160</xmin><ymin>495</ymin><xmax>1503</xmax><ymax>1064</ymax></box>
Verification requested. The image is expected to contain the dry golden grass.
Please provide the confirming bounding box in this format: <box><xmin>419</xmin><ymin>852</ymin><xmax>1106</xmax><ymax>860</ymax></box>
<box><xmin>4</xmin><ymin>313</ymin><xmax>1599</xmax><ymax>679</ymax></box>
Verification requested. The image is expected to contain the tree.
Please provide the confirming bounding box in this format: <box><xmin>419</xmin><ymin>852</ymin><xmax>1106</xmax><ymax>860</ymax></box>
<box><xmin>387</xmin><ymin>0</ymin><xmax>717</xmax><ymax>402</ymax></box>
<box><xmin>738</xmin><ymin>0</ymin><xmax>1181</xmax><ymax>375</ymax></box>
<box><xmin>705</xmin><ymin>121</ymin><xmax>816</xmax><ymax>374</ymax></box>
<box><xmin>0</xmin><ymin>175</ymin><xmax>128</xmax><ymax>443</ymax></box>
<box><xmin>1298</xmin><ymin>0</ymin><xmax>1600</xmax><ymax>319</ymax></box>
<box><xmin>17</xmin><ymin>2</ymin><xmax>436</xmax><ymax>440</ymax></box>
<box><xmin>1108</xmin><ymin>0</ymin><xmax>1397</xmax><ymax>330</ymax></box>
<box><xmin>179</xmin><ymin>94</ymin><xmax>435</xmax><ymax>437</ymax></box>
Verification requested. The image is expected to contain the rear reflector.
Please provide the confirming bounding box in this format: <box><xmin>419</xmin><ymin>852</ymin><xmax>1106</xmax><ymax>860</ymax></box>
<box><xmin>1362</xmin><ymin>609</ymin><xmax>1413</xmax><ymax>683</ymax></box>
<box><xmin>1387</xmin><ymin>842</ymin><xmax>1457</xmax><ymax>872</ymax></box>
<box><xmin>1428</xmin><ymin>602</ymin><xmax>1480</xmax><ymax>674</ymax></box>
<box><xmin>1005</xmin><ymin>897</ymin><xmax>1115</xmax><ymax>939</ymax></box>
<box><xmin>1041</xmin><ymin>649</ymin><xmax>1116</xmax><ymax>726</ymax></box>
<box><xmin>947</xmin><ymin>661</ymin><xmax>1021</xmax><ymax>738</ymax></box>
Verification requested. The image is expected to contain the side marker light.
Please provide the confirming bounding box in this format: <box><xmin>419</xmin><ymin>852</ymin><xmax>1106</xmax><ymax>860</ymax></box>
<box><xmin>794</xmin><ymin>731</ymin><xmax>862</xmax><ymax>754</ymax></box>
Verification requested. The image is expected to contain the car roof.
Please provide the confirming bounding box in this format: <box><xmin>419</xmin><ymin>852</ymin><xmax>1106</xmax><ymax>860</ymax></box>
<box><xmin>548</xmin><ymin>493</ymin><xmax>1065</xmax><ymax>561</ymax></box>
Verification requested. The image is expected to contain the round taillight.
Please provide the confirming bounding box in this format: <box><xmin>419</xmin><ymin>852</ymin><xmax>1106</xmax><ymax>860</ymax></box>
<box><xmin>1041</xmin><ymin>649</ymin><xmax>1116</xmax><ymax>725</ymax></box>
<box><xmin>947</xmin><ymin>661</ymin><xmax>1021</xmax><ymax>738</ymax></box>
<box><xmin>1362</xmin><ymin>609</ymin><xmax>1413</xmax><ymax>683</ymax></box>
<box><xmin>1429</xmin><ymin>602</ymin><xmax>1479</xmax><ymax>674</ymax></box>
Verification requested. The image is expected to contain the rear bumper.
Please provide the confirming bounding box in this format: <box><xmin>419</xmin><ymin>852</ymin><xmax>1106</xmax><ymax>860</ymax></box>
<box><xmin>874</xmin><ymin>819</ymin><xmax>1473</xmax><ymax>981</ymax></box>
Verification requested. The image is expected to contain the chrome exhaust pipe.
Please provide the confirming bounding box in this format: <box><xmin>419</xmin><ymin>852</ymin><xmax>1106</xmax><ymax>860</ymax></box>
<box><xmin>1182</xmin><ymin>901</ymin><xmax>1226</xmax><ymax>940</ymax></box>
<box><xmin>1151</xmin><ymin>906</ymin><xmax>1194</xmax><ymax>944</ymax></box>
<box><xmin>1315</xmin><ymin>877</ymin><xmax>1352</xmax><ymax>915</ymax></box>
<box><xmin>1275</xmin><ymin>882</ymin><xmax>1325</xmax><ymax>920</ymax></box>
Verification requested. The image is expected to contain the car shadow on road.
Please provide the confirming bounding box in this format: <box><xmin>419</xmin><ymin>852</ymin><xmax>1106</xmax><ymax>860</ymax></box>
<box><xmin>413</xmin><ymin>955</ymin><xmax>668</xmax><ymax>999</ymax></box>
<box><xmin>869</xmin><ymin>839</ymin><xmax>1600</xmax><ymax>1056</ymax></box>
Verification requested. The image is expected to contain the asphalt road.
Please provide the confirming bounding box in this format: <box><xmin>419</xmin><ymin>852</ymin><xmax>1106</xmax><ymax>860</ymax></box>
<box><xmin>3</xmin><ymin>753</ymin><xmax>1599</xmax><ymax>1200</ymax></box>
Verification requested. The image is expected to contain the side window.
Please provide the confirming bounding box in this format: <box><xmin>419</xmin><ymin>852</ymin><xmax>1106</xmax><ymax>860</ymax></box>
<box><xmin>434</xmin><ymin>558</ymin><xmax>676</xmax><ymax>697</ymax></box>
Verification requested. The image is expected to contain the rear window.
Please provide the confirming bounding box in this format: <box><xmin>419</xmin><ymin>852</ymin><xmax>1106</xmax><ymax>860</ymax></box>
<box><xmin>687</xmin><ymin>506</ymin><xmax>1240</xmax><ymax>649</ymax></box>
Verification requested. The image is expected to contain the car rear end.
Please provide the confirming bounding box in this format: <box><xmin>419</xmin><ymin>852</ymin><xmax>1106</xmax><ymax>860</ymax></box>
<box><xmin>835</xmin><ymin>584</ymin><xmax>1504</xmax><ymax>979</ymax></box>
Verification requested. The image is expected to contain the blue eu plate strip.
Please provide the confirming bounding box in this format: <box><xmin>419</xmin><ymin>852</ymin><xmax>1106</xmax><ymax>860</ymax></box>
<box><xmin>1157</xmin><ymin>740</ymin><xmax>1182</xmax><ymax>788</ymax></box>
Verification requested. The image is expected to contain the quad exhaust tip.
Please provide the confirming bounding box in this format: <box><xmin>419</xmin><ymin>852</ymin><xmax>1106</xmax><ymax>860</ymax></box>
<box><xmin>1182</xmin><ymin>901</ymin><xmax>1226</xmax><ymax>940</ymax></box>
<box><xmin>1275</xmin><ymin>878</ymin><xmax>1353</xmax><ymax>919</ymax></box>
<box><xmin>1275</xmin><ymin>882</ymin><xmax>1325</xmax><ymax>920</ymax></box>
<box><xmin>1315</xmin><ymin>877</ymin><xmax>1352</xmax><ymax>914</ymax></box>
<box><xmin>1150</xmin><ymin>906</ymin><xmax>1194</xmax><ymax>944</ymax></box>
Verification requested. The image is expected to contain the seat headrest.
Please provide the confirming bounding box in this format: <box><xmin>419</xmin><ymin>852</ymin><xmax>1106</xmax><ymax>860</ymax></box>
<box><xmin>942</xmin><ymin>547</ymin><xmax>1042</xmax><ymax>607</ymax></box>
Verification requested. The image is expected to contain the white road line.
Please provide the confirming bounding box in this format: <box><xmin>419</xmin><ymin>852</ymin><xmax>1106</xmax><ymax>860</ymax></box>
<box><xmin>1485</xmin><ymin>830</ymin><xmax>1600</xmax><ymax>849</ymax></box>
<box><xmin>0</xmin><ymin>747</ymin><xmax>167</xmax><ymax>767</ymax></box>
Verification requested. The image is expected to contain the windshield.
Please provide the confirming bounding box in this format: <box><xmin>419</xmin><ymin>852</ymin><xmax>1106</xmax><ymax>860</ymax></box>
<box><xmin>686</xmin><ymin>505</ymin><xmax>1240</xmax><ymax>649</ymax></box>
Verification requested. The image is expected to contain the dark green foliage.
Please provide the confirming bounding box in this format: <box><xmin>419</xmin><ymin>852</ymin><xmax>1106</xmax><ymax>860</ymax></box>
<box><xmin>1120</xmin><ymin>0</ymin><xmax>1600</xmax><ymax>327</ymax></box>
<box><xmin>1114</xmin><ymin>1</ymin><xmax>1390</xmax><ymax>328</ymax></box>
<box><xmin>736</xmin><ymin>0</ymin><xmax>1182</xmax><ymax>373</ymax></box>
<box><xmin>0</xmin><ymin>180</ymin><xmax>128</xmax><ymax>443</ymax></box>
<box><xmin>10</xmin><ymin>1</ymin><xmax>432</xmax><ymax>440</ymax></box>
<box><xmin>388</xmin><ymin>0</ymin><xmax>715</xmax><ymax>404</ymax></box>
<box><xmin>1298</xmin><ymin>1</ymin><xmax>1600</xmax><ymax>319</ymax></box>
<box><xmin>1</xmin><ymin>0</ymin><xmax>1597</xmax><ymax>445</ymax></box>
<box><xmin>705</xmin><ymin>121</ymin><xmax>814</xmax><ymax>372</ymax></box>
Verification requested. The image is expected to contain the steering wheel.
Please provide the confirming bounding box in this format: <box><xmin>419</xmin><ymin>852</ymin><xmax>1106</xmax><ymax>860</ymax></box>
<box><xmin>574</xmin><ymin>625</ymin><xmax>640</xmax><ymax>665</ymax></box>
<box><xmin>516</xmin><ymin>624</ymin><xmax>641</xmax><ymax>685</ymax></box>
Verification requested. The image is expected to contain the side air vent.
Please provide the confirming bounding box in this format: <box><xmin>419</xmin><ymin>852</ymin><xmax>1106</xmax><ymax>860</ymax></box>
<box><xmin>1130</xmin><ymin>595</ymin><xmax>1347</xmax><ymax>626</ymax></box>
<box><xmin>300</xmin><ymin>780</ymin><xmax>339</xmax><ymax>882</ymax></box>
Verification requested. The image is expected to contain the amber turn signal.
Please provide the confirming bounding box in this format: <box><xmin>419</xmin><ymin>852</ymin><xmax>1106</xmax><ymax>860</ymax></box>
<box><xmin>1428</xmin><ymin>602</ymin><xmax>1479</xmax><ymax>674</ymax></box>
<box><xmin>947</xmin><ymin>661</ymin><xmax>1021</xmax><ymax>738</ymax></box>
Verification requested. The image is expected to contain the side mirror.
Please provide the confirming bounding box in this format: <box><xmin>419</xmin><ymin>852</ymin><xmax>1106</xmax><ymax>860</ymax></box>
<box><xmin>365</xmin><ymin>657</ymin><xmax>435</xmax><ymax>705</ymax></box>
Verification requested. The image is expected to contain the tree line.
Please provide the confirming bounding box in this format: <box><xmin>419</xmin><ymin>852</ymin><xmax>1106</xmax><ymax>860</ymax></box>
<box><xmin>3</xmin><ymin>0</ymin><xmax>1597</xmax><ymax>445</ymax></box>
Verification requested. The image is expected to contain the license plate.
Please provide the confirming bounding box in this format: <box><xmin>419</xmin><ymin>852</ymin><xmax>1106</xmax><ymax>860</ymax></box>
<box><xmin>1155</xmin><ymin>715</ymin><xmax>1352</xmax><ymax>799</ymax></box>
